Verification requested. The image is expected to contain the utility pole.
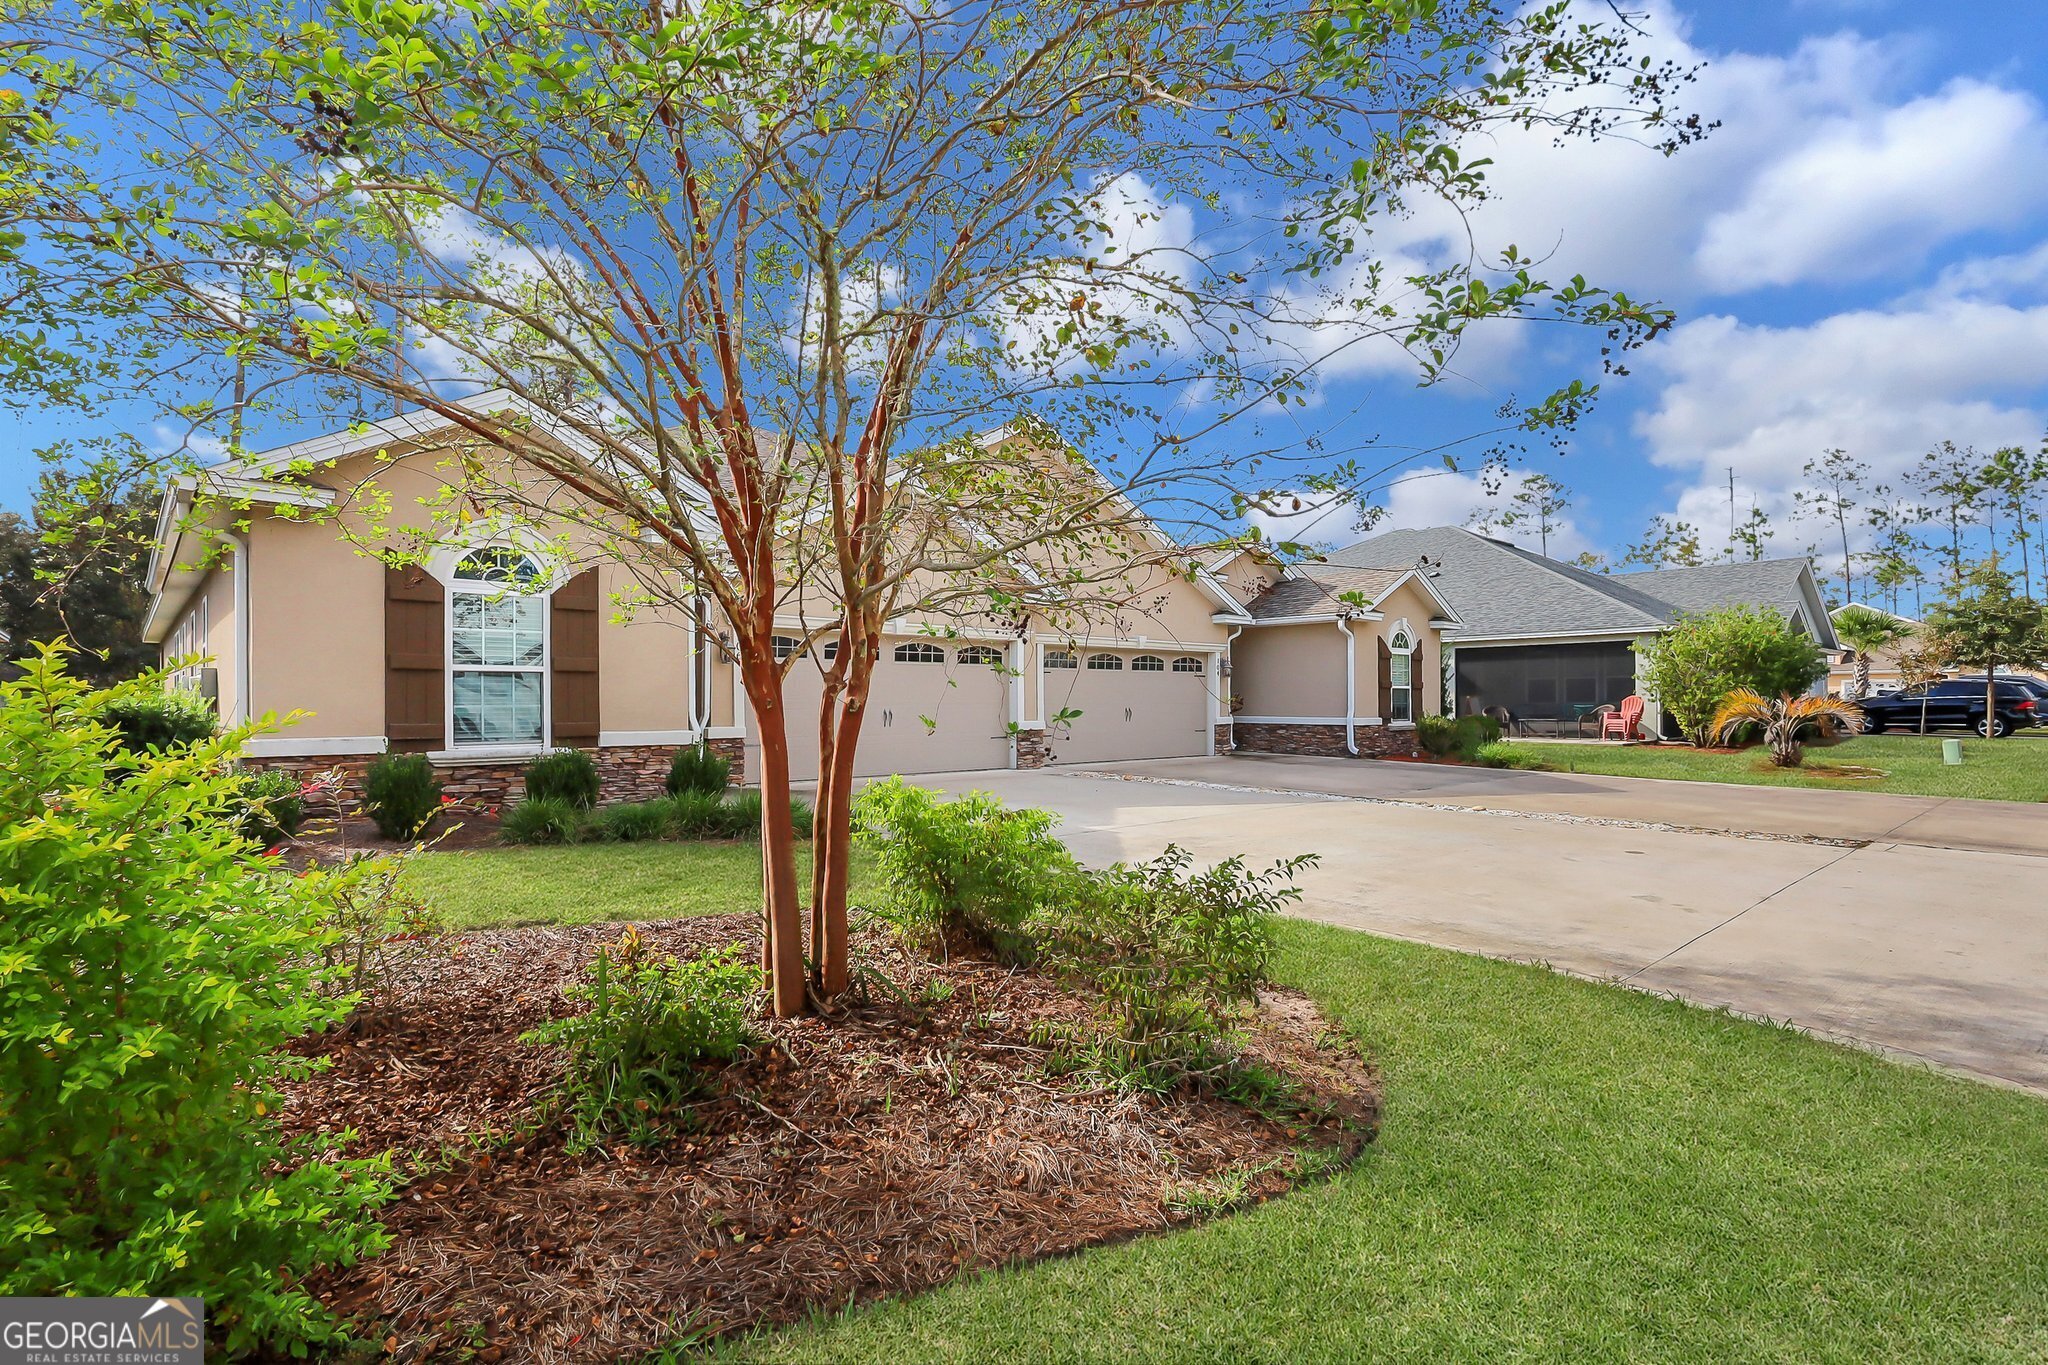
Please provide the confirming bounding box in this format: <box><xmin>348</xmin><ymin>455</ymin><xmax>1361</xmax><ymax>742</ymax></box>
<box><xmin>1727</xmin><ymin>467</ymin><xmax>1736</xmax><ymax>543</ymax></box>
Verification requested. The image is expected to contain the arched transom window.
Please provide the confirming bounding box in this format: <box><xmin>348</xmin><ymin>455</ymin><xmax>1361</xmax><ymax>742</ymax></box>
<box><xmin>1086</xmin><ymin>652</ymin><xmax>1124</xmax><ymax>671</ymax></box>
<box><xmin>957</xmin><ymin>644</ymin><xmax>1004</xmax><ymax>667</ymax></box>
<box><xmin>450</xmin><ymin>548</ymin><xmax>549</xmax><ymax>747</ymax></box>
<box><xmin>893</xmin><ymin>641</ymin><xmax>945</xmax><ymax>664</ymax></box>
<box><xmin>1131</xmin><ymin>655</ymin><xmax>1165</xmax><ymax>672</ymax></box>
<box><xmin>1044</xmin><ymin>649</ymin><xmax>1077</xmax><ymax>670</ymax></box>
<box><xmin>1171</xmin><ymin>655</ymin><xmax>1205</xmax><ymax>674</ymax></box>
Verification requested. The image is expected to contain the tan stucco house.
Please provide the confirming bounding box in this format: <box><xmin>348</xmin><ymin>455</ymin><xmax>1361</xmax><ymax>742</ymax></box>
<box><xmin>143</xmin><ymin>399</ymin><xmax>1460</xmax><ymax>799</ymax></box>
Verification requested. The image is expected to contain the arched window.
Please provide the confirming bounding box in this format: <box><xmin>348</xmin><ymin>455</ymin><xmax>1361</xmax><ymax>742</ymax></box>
<box><xmin>894</xmin><ymin>641</ymin><xmax>945</xmax><ymax>664</ymax></box>
<box><xmin>450</xmin><ymin>547</ymin><xmax>550</xmax><ymax>747</ymax></box>
<box><xmin>1171</xmin><ymin>655</ymin><xmax>1205</xmax><ymax>674</ymax></box>
<box><xmin>1131</xmin><ymin>655</ymin><xmax>1165</xmax><ymax>672</ymax></box>
<box><xmin>455</xmin><ymin>547</ymin><xmax>544</xmax><ymax>586</ymax></box>
<box><xmin>1086</xmin><ymin>652</ymin><xmax>1124</xmax><ymax>671</ymax></box>
<box><xmin>1387</xmin><ymin>627</ymin><xmax>1414</xmax><ymax>724</ymax></box>
<box><xmin>957</xmin><ymin>644</ymin><xmax>1004</xmax><ymax>667</ymax></box>
<box><xmin>820</xmin><ymin>640</ymin><xmax>839</xmax><ymax>662</ymax></box>
<box><xmin>771</xmin><ymin>635</ymin><xmax>803</xmax><ymax>662</ymax></box>
<box><xmin>1044</xmin><ymin>649</ymin><xmax>1077</xmax><ymax>670</ymax></box>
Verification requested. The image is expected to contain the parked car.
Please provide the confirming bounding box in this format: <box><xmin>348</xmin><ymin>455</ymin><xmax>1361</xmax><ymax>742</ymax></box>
<box><xmin>1857</xmin><ymin>680</ymin><xmax>2042</xmax><ymax>738</ymax></box>
<box><xmin>1948</xmin><ymin>673</ymin><xmax>2048</xmax><ymax>704</ymax></box>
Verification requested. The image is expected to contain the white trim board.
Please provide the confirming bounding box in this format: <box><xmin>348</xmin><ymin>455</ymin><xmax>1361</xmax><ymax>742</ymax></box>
<box><xmin>1234</xmin><ymin>714</ymin><xmax>1388</xmax><ymax>727</ymax></box>
<box><xmin>243</xmin><ymin>735</ymin><xmax>389</xmax><ymax>758</ymax></box>
<box><xmin>598</xmin><ymin>729</ymin><xmax>700</xmax><ymax>747</ymax></box>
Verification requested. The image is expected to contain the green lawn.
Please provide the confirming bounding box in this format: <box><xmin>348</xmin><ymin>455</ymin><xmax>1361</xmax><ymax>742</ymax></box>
<box><xmin>404</xmin><ymin>839</ymin><xmax>875</xmax><ymax>931</ymax></box>
<box><xmin>1494</xmin><ymin>732</ymin><xmax>2048</xmax><ymax>802</ymax></box>
<box><xmin>400</xmin><ymin>844</ymin><xmax>2048</xmax><ymax>1362</ymax></box>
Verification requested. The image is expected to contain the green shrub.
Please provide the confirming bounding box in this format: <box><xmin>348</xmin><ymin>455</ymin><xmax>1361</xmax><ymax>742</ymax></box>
<box><xmin>1419</xmin><ymin>713</ymin><xmax>1501</xmax><ymax>760</ymax></box>
<box><xmin>525</xmin><ymin>747</ymin><xmax>600</xmax><ymax>809</ymax></box>
<box><xmin>1635</xmin><ymin>606</ymin><xmax>1828</xmax><ymax>746</ymax></box>
<box><xmin>852</xmin><ymin>778</ymin><xmax>1078</xmax><ymax>962</ymax></box>
<box><xmin>1035</xmin><ymin>845</ymin><xmax>1313</xmax><ymax>1091</ymax></box>
<box><xmin>1474</xmin><ymin>741</ymin><xmax>1547</xmax><ymax>770</ymax></box>
<box><xmin>521</xmin><ymin>930</ymin><xmax>756</xmax><ymax>1152</ymax></box>
<box><xmin>587</xmin><ymin>799</ymin><xmax>675</xmax><ymax>843</ymax></box>
<box><xmin>362</xmin><ymin>751</ymin><xmax>442</xmax><ymax>841</ymax></box>
<box><xmin>1415</xmin><ymin>714</ymin><xmax>1460</xmax><ymax>757</ymax></box>
<box><xmin>666</xmin><ymin>743</ymin><xmax>731</xmax><ymax>798</ymax></box>
<box><xmin>667</xmin><ymin>790</ymin><xmax>728</xmax><ymax>839</ymax></box>
<box><xmin>502</xmin><ymin>796</ymin><xmax>585</xmax><ymax>845</ymax></box>
<box><xmin>237</xmin><ymin>768</ymin><xmax>307</xmax><ymax>846</ymax></box>
<box><xmin>719</xmin><ymin>788</ymin><xmax>762</xmax><ymax>837</ymax></box>
<box><xmin>788</xmin><ymin>795</ymin><xmax>814</xmax><ymax>839</ymax></box>
<box><xmin>97</xmin><ymin>687</ymin><xmax>219</xmax><ymax>751</ymax></box>
<box><xmin>0</xmin><ymin>650</ymin><xmax>395</xmax><ymax>1353</ymax></box>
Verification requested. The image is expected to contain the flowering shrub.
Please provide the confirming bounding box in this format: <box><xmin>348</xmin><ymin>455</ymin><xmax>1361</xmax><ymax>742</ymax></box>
<box><xmin>0</xmin><ymin>647</ymin><xmax>395</xmax><ymax>1353</ymax></box>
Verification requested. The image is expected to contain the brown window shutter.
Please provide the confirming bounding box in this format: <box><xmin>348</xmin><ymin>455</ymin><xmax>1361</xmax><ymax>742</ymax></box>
<box><xmin>1375</xmin><ymin>634</ymin><xmax>1392</xmax><ymax>721</ymax></box>
<box><xmin>1412</xmin><ymin>638</ymin><xmax>1427</xmax><ymax>715</ymax></box>
<box><xmin>386</xmin><ymin>565</ymin><xmax>445</xmax><ymax>752</ymax></box>
<box><xmin>551</xmin><ymin>568</ymin><xmax>600</xmax><ymax>745</ymax></box>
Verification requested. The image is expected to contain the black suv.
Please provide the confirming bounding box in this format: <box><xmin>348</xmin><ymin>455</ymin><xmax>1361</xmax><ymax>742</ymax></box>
<box><xmin>1859</xmin><ymin>680</ymin><xmax>2042</xmax><ymax>738</ymax></box>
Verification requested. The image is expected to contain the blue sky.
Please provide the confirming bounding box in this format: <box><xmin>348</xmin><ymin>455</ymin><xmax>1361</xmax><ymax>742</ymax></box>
<box><xmin>8</xmin><ymin>1</ymin><xmax>2048</xmax><ymax>573</ymax></box>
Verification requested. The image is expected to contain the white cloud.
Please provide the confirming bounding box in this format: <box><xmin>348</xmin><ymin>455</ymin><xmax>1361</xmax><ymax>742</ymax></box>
<box><xmin>1362</xmin><ymin>10</ymin><xmax>2048</xmax><ymax>301</ymax></box>
<box><xmin>1696</xmin><ymin>82</ymin><xmax>2048</xmax><ymax>290</ymax></box>
<box><xmin>1635</xmin><ymin>296</ymin><xmax>2048</xmax><ymax>553</ymax></box>
<box><xmin>1245</xmin><ymin>490</ymin><xmax>1356</xmax><ymax>547</ymax></box>
<box><xmin>1378</xmin><ymin>466</ymin><xmax>1594</xmax><ymax>560</ymax></box>
<box><xmin>1247</xmin><ymin>467</ymin><xmax>1593</xmax><ymax>558</ymax></box>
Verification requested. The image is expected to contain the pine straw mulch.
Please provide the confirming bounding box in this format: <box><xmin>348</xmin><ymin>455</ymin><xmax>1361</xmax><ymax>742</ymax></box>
<box><xmin>277</xmin><ymin>914</ymin><xmax>1379</xmax><ymax>1362</ymax></box>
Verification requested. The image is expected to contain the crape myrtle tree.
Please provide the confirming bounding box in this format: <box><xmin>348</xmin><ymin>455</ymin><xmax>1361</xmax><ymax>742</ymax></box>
<box><xmin>8</xmin><ymin>0</ymin><xmax>1703</xmax><ymax>1014</ymax></box>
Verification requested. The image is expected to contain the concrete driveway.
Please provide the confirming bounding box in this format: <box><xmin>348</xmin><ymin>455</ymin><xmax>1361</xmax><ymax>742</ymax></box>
<box><xmin>913</xmin><ymin>757</ymin><xmax>2048</xmax><ymax>1094</ymax></box>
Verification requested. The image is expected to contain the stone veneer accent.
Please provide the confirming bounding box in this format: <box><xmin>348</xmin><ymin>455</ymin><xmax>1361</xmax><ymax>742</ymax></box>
<box><xmin>1013</xmin><ymin>728</ymin><xmax>1051</xmax><ymax>770</ymax></box>
<box><xmin>1230</xmin><ymin>720</ymin><xmax>1420</xmax><ymax>760</ymax></box>
<box><xmin>1214</xmin><ymin>723</ymin><xmax>1232</xmax><ymax>753</ymax></box>
<box><xmin>245</xmin><ymin>740</ymin><xmax>748</xmax><ymax>811</ymax></box>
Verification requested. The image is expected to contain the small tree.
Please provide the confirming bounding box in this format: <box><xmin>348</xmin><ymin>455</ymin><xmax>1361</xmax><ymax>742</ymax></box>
<box><xmin>1635</xmin><ymin>606</ymin><xmax>1828</xmax><ymax>747</ymax></box>
<box><xmin>1622</xmin><ymin>516</ymin><xmax>1705</xmax><ymax>569</ymax></box>
<box><xmin>1830</xmin><ymin>604</ymin><xmax>1914</xmax><ymax>701</ymax></box>
<box><xmin>1794</xmin><ymin>448</ymin><xmax>1871</xmax><ymax>606</ymax></box>
<box><xmin>1922</xmin><ymin>561</ymin><xmax>2048</xmax><ymax>739</ymax></box>
<box><xmin>1498</xmin><ymin>473</ymin><xmax>1572</xmax><ymax>559</ymax></box>
<box><xmin>1709</xmin><ymin>689</ymin><xmax>1864</xmax><ymax>768</ymax></box>
<box><xmin>1890</xmin><ymin>639</ymin><xmax>1948</xmax><ymax>735</ymax></box>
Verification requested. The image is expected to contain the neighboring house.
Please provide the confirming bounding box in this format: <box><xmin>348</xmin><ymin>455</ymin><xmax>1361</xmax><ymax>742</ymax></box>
<box><xmin>1826</xmin><ymin>603</ymin><xmax>1925</xmax><ymax>697</ymax></box>
<box><xmin>1325</xmin><ymin>527</ymin><xmax>1839</xmax><ymax>736</ymax></box>
<box><xmin>1216</xmin><ymin>551</ymin><xmax>1460</xmax><ymax>756</ymax></box>
<box><xmin>143</xmin><ymin>397</ymin><xmax>1249</xmax><ymax>801</ymax></box>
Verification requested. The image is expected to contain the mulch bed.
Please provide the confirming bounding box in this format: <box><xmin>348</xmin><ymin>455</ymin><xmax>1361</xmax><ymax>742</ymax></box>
<box><xmin>277</xmin><ymin>916</ymin><xmax>1379</xmax><ymax>1361</ymax></box>
<box><xmin>279</xmin><ymin>814</ymin><xmax>505</xmax><ymax>872</ymax></box>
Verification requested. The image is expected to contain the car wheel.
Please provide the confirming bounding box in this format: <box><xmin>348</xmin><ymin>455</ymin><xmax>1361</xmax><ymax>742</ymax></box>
<box><xmin>1976</xmin><ymin>715</ymin><xmax>2010</xmax><ymax>739</ymax></box>
<box><xmin>1863</xmin><ymin>712</ymin><xmax>1886</xmax><ymax>734</ymax></box>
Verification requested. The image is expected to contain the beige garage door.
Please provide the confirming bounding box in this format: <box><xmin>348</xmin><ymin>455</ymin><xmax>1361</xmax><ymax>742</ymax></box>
<box><xmin>779</xmin><ymin>637</ymin><xmax>1013</xmax><ymax>782</ymax></box>
<box><xmin>1044</xmin><ymin>649</ymin><xmax>1213</xmax><ymax>765</ymax></box>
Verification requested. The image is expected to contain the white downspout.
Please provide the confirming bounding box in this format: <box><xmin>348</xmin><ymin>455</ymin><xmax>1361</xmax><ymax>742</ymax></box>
<box><xmin>1334</xmin><ymin>617</ymin><xmax>1359</xmax><ymax>756</ymax></box>
<box><xmin>1222</xmin><ymin>624</ymin><xmax>1243</xmax><ymax>751</ymax></box>
<box><xmin>222</xmin><ymin>530</ymin><xmax>252</xmax><ymax>725</ymax></box>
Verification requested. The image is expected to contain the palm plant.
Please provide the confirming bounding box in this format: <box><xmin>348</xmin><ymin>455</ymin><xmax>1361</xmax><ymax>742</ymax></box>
<box><xmin>1710</xmin><ymin>689</ymin><xmax>1866</xmax><ymax>768</ymax></box>
<box><xmin>1831</xmin><ymin>604</ymin><xmax>1915</xmax><ymax>700</ymax></box>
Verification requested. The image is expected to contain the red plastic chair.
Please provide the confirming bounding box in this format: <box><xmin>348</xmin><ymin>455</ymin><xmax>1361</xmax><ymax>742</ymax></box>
<box><xmin>1602</xmin><ymin>695</ymin><xmax>1644</xmax><ymax>741</ymax></box>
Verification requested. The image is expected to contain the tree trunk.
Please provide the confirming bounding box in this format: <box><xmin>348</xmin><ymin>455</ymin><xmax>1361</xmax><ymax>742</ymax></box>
<box><xmin>740</xmin><ymin>655</ymin><xmax>808</xmax><ymax>1017</ymax></box>
<box><xmin>1852</xmin><ymin>652</ymin><xmax>1870</xmax><ymax>701</ymax></box>
<box><xmin>808</xmin><ymin>631</ymin><xmax>874</xmax><ymax>999</ymax></box>
<box><xmin>1987</xmin><ymin>664</ymin><xmax>2001</xmax><ymax>740</ymax></box>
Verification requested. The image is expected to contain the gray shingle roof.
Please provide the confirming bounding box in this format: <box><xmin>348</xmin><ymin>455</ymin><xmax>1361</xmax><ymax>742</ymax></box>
<box><xmin>1243</xmin><ymin>564</ymin><xmax>1409</xmax><ymax>621</ymax></box>
<box><xmin>1327</xmin><ymin>525</ymin><xmax>1834</xmax><ymax>647</ymax></box>
<box><xmin>1245</xmin><ymin>564</ymin><xmax>1425</xmax><ymax>622</ymax></box>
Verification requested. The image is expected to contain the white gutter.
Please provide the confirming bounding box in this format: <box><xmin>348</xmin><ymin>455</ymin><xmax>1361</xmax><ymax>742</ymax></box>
<box><xmin>1333</xmin><ymin>618</ymin><xmax>1359</xmax><ymax>756</ymax></box>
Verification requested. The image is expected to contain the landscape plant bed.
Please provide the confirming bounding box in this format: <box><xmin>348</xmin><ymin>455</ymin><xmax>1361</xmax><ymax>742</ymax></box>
<box><xmin>279</xmin><ymin>914</ymin><xmax>1379</xmax><ymax>1361</ymax></box>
